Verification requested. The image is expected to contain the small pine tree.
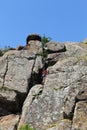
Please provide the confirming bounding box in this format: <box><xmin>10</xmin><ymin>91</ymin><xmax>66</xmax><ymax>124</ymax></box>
<box><xmin>41</xmin><ymin>34</ymin><xmax>51</xmax><ymax>46</ymax></box>
<box><xmin>41</xmin><ymin>34</ymin><xmax>52</xmax><ymax>58</ymax></box>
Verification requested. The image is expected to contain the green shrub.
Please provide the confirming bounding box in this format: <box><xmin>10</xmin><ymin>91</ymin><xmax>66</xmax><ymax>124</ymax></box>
<box><xmin>19</xmin><ymin>124</ymin><xmax>36</xmax><ymax>130</ymax></box>
<box><xmin>41</xmin><ymin>34</ymin><xmax>51</xmax><ymax>46</ymax></box>
<box><xmin>40</xmin><ymin>34</ymin><xmax>52</xmax><ymax>58</ymax></box>
<box><xmin>0</xmin><ymin>50</ymin><xmax>3</xmax><ymax>56</ymax></box>
<box><xmin>39</xmin><ymin>50</ymin><xmax>48</xmax><ymax>58</ymax></box>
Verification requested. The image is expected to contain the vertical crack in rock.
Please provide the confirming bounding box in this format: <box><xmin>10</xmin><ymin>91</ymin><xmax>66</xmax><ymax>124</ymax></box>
<box><xmin>28</xmin><ymin>56</ymin><xmax>43</xmax><ymax>91</ymax></box>
<box><xmin>70</xmin><ymin>97</ymin><xmax>77</xmax><ymax>121</ymax></box>
<box><xmin>63</xmin><ymin>97</ymin><xmax>77</xmax><ymax>130</ymax></box>
<box><xmin>69</xmin><ymin>90</ymin><xmax>87</xmax><ymax>130</ymax></box>
<box><xmin>27</xmin><ymin>55</ymin><xmax>37</xmax><ymax>91</ymax></box>
<box><xmin>3</xmin><ymin>57</ymin><xmax>8</xmax><ymax>86</ymax></box>
<box><xmin>70</xmin><ymin>97</ymin><xmax>77</xmax><ymax>130</ymax></box>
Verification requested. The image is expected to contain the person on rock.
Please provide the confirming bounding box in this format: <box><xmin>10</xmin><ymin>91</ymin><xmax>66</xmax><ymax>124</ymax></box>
<box><xmin>41</xmin><ymin>69</ymin><xmax>47</xmax><ymax>84</ymax></box>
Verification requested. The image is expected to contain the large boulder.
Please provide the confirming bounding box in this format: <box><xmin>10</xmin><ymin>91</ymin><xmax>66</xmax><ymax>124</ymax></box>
<box><xmin>0</xmin><ymin>50</ymin><xmax>43</xmax><ymax>113</ymax></box>
<box><xmin>44</xmin><ymin>41</ymin><xmax>66</xmax><ymax>53</ymax></box>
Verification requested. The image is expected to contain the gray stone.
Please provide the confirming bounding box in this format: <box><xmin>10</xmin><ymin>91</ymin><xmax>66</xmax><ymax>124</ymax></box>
<box><xmin>0</xmin><ymin>50</ymin><xmax>43</xmax><ymax>113</ymax></box>
<box><xmin>44</xmin><ymin>41</ymin><xmax>66</xmax><ymax>52</ymax></box>
<box><xmin>33</xmin><ymin>56</ymin><xmax>43</xmax><ymax>74</ymax></box>
<box><xmin>0</xmin><ymin>40</ymin><xmax>87</xmax><ymax>130</ymax></box>
<box><xmin>27</xmin><ymin>40</ymin><xmax>42</xmax><ymax>54</ymax></box>
<box><xmin>65</xmin><ymin>42</ymin><xmax>87</xmax><ymax>57</ymax></box>
<box><xmin>2</xmin><ymin>50</ymin><xmax>35</xmax><ymax>93</ymax></box>
<box><xmin>0</xmin><ymin>56</ymin><xmax>8</xmax><ymax>87</ymax></box>
<box><xmin>18</xmin><ymin>84</ymin><xmax>43</xmax><ymax>129</ymax></box>
<box><xmin>19</xmin><ymin>46</ymin><xmax>87</xmax><ymax>129</ymax></box>
<box><xmin>0</xmin><ymin>114</ymin><xmax>19</xmax><ymax>130</ymax></box>
<box><xmin>72</xmin><ymin>101</ymin><xmax>87</xmax><ymax>130</ymax></box>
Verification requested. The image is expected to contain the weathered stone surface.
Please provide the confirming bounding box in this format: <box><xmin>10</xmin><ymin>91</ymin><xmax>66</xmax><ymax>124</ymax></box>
<box><xmin>19</xmin><ymin>42</ymin><xmax>87</xmax><ymax>130</ymax></box>
<box><xmin>0</xmin><ymin>40</ymin><xmax>87</xmax><ymax>130</ymax></box>
<box><xmin>33</xmin><ymin>56</ymin><xmax>43</xmax><ymax>73</ymax></box>
<box><xmin>72</xmin><ymin>101</ymin><xmax>87</xmax><ymax>130</ymax></box>
<box><xmin>46</xmin><ymin>52</ymin><xmax>67</xmax><ymax>68</ymax></box>
<box><xmin>47</xmin><ymin>52</ymin><xmax>66</xmax><ymax>62</ymax></box>
<box><xmin>0</xmin><ymin>50</ymin><xmax>43</xmax><ymax>113</ymax></box>
<box><xmin>0</xmin><ymin>56</ymin><xmax>7</xmax><ymax>87</ymax></box>
<box><xmin>44</xmin><ymin>41</ymin><xmax>66</xmax><ymax>52</ymax></box>
<box><xmin>4</xmin><ymin>55</ymin><xmax>34</xmax><ymax>93</ymax></box>
<box><xmin>18</xmin><ymin>84</ymin><xmax>43</xmax><ymax>129</ymax></box>
<box><xmin>0</xmin><ymin>114</ymin><xmax>19</xmax><ymax>130</ymax></box>
<box><xmin>1</xmin><ymin>50</ymin><xmax>36</xmax><ymax>93</ymax></box>
<box><xmin>65</xmin><ymin>42</ymin><xmax>87</xmax><ymax>57</ymax></box>
<box><xmin>0</xmin><ymin>88</ymin><xmax>18</xmax><ymax>112</ymax></box>
<box><xmin>47</xmin><ymin>119</ymin><xmax>71</xmax><ymax>130</ymax></box>
<box><xmin>27</xmin><ymin>40</ymin><xmax>42</xmax><ymax>54</ymax></box>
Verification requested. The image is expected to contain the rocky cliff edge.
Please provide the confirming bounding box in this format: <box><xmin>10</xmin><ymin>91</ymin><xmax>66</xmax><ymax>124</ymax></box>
<box><xmin>0</xmin><ymin>39</ymin><xmax>87</xmax><ymax>130</ymax></box>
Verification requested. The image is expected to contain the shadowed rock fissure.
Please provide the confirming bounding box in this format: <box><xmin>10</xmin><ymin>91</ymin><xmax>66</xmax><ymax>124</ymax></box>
<box><xmin>63</xmin><ymin>97</ymin><xmax>77</xmax><ymax>130</ymax></box>
<box><xmin>3</xmin><ymin>57</ymin><xmax>8</xmax><ymax>86</ymax></box>
<box><xmin>16</xmin><ymin>56</ymin><xmax>44</xmax><ymax>129</ymax></box>
<box><xmin>28</xmin><ymin>57</ymin><xmax>43</xmax><ymax>91</ymax></box>
<box><xmin>17</xmin><ymin>56</ymin><xmax>43</xmax><ymax>110</ymax></box>
<box><xmin>63</xmin><ymin>94</ymin><xmax>87</xmax><ymax>130</ymax></box>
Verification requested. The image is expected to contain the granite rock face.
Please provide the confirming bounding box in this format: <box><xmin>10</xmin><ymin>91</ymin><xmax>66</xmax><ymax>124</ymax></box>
<box><xmin>0</xmin><ymin>40</ymin><xmax>87</xmax><ymax>130</ymax></box>
<box><xmin>0</xmin><ymin>47</ymin><xmax>43</xmax><ymax>129</ymax></box>
<box><xmin>19</xmin><ymin>42</ymin><xmax>87</xmax><ymax>130</ymax></box>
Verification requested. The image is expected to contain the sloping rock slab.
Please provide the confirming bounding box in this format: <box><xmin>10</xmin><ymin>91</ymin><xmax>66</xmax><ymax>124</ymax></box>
<box><xmin>19</xmin><ymin>54</ymin><xmax>87</xmax><ymax>130</ymax></box>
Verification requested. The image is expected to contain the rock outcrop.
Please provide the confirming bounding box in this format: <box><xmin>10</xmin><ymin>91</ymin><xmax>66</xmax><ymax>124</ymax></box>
<box><xmin>0</xmin><ymin>35</ymin><xmax>87</xmax><ymax>130</ymax></box>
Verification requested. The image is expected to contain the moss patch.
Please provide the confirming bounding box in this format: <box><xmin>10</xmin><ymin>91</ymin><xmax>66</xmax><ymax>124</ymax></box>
<box><xmin>19</xmin><ymin>124</ymin><xmax>36</xmax><ymax>130</ymax></box>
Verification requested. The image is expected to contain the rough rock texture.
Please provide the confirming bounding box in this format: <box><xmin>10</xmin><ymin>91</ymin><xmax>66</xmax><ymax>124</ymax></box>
<box><xmin>19</xmin><ymin>42</ymin><xmax>87</xmax><ymax>130</ymax></box>
<box><xmin>18</xmin><ymin>84</ymin><xmax>43</xmax><ymax>130</ymax></box>
<box><xmin>0</xmin><ymin>114</ymin><xmax>19</xmax><ymax>130</ymax></box>
<box><xmin>44</xmin><ymin>41</ymin><xmax>66</xmax><ymax>52</ymax></box>
<box><xmin>47</xmin><ymin>119</ymin><xmax>72</xmax><ymax>130</ymax></box>
<box><xmin>0</xmin><ymin>46</ymin><xmax>43</xmax><ymax>129</ymax></box>
<box><xmin>72</xmin><ymin>101</ymin><xmax>87</xmax><ymax>130</ymax></box>
<box><xmin>0</xmin><ymin>40</ymin><xmax>87</xmax><ymax>130</ymax></box>
<box><xmin>27</xmin><ymin>40</ymin><xmax>42</xmax><ymax>54</ymax></box>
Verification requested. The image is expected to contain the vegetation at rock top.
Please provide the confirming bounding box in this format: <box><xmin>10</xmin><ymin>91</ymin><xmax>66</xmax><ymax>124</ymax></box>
<box><xmin>40</xmin><ymin>34</ymin><xmax>51</xmax><ymax>58</ymax></box>
<box><xmin>41</xmin><ymin>34</ymin><xmax>52</xmax><ymax>45</ymax></box>
<box><xmin>0</xmin><ymin>46</ymin><xmax>11</xmax><ymax>56</ymax></box>
<box><xmin>0</xmin><ymin>35</ymin><xmax>52</xmax><ymax>58</ymax></box>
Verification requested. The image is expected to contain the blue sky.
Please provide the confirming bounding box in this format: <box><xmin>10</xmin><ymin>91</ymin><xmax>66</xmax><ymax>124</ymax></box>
<box><xmin>0</xmin><ymin>0</ymin><xmax>87</xmax><ymax>48</ymax></box>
